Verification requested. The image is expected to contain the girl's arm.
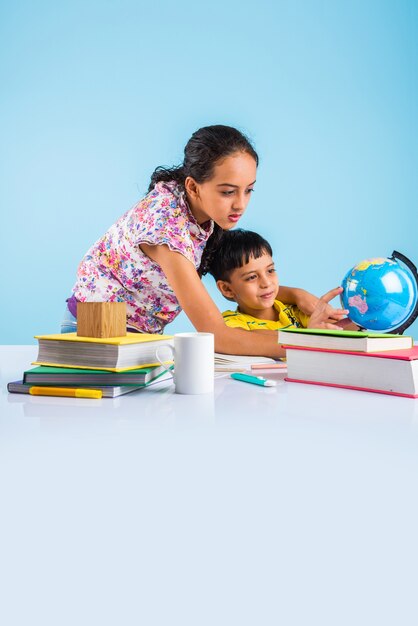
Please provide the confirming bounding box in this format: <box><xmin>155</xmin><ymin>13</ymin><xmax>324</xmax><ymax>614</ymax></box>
<box><xmin>140</xmin><ymin>243</ymin><xmax>285</xmax><ymax>359</ymax></box>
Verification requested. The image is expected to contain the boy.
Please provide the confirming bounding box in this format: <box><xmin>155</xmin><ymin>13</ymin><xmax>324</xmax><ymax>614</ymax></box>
<box><xmin>208</xmin><ymin>229</ymin><xmax>355</xmax><ymax>332</ymax></box>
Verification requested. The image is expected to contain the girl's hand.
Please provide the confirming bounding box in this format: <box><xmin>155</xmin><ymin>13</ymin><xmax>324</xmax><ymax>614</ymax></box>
<box><xmin>335</xmin><ymin>316</ymin><xmax>361</xmax><ymax>331</ymax></box>
<box><xmin>307</xmin><ymin>287</ymin><xmax>349</xmax><ymax>330</ymax></box>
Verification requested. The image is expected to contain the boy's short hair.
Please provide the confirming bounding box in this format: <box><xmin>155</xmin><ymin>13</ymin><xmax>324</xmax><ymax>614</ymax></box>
<box><xmin>208</xmin><ymin>229</ymin><xmax>273</xmax><ymax>282</ymax></box>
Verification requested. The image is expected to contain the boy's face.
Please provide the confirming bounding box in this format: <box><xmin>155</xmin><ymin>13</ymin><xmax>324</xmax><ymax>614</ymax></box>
<box><xmin>217</xmin><ymin>252</ymin><xmax>279</xmax><ymax>317</ymax></box>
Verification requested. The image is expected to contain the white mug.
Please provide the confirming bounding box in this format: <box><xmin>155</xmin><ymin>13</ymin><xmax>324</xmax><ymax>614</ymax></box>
<box><xmin>156</xmin><ymin>332</ymin><xmax>214</xmax><ymax>394</ymax></box>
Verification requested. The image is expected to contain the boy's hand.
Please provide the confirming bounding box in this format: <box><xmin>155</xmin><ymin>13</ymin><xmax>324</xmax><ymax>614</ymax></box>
<box><xmin>292</xmin><ymin>288</ymin><xmax>321</xmax><ymax>315</ymax></box>
<box><xmin>307</xmin><ymin>287</ymin><xmax>349</xmax><ymax>330</ymax></box>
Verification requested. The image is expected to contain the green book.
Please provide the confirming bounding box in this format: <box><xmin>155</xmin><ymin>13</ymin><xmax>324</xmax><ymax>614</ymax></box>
<box><xmin>278</xmin><ymin>328</ymin><xmax>413</xmax><ymax>353</ymax></box>
<box><xmin>23</xmin><ymin>364</ymin><xmax>169</xmax><ymax>386</ymax></box>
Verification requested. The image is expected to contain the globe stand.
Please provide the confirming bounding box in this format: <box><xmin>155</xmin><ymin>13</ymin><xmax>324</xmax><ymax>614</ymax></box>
<box><xmin>388</xmin><ymin>251</ymin><xmax>418</xmax><ymax>335</ymax></box>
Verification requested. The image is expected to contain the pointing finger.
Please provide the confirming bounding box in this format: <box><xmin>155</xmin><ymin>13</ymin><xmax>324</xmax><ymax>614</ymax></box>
<box><xmin>320</xmin><ymin>286</ymin><xmax>344</xmax><ymax>304</ymax></box>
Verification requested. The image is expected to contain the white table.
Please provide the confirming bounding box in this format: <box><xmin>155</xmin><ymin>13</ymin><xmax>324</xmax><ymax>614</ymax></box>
<box><xmin>1</xmin><ymin>346</ymin><xmax>418</xmax><ymax>626</ymax></box>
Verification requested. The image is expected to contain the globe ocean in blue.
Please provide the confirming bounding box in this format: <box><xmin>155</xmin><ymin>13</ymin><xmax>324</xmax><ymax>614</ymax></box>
<box><xmin>341</xmin><ymin>254</ymin><xmax>418</xmax><ymax>332</ymax></box>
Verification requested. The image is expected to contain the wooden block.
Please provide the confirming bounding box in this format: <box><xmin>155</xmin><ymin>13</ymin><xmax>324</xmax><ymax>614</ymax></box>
<box><xmin>77</xmin><ymin>302</ymin><xmax>127</xmax><ymax>338</ymax></box>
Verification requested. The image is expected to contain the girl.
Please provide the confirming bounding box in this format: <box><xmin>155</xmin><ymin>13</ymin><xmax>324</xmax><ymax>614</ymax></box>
<box><xmin>64</xmin><ymin>125</ymin><xmax>346</xmax><ymax>358</ymax></box>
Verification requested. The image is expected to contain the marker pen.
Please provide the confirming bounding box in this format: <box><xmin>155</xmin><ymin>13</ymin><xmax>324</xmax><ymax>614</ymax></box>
<box><xmin>29</xmin><ymin>386</ymin><xmax>102</xmax><ymax>399</ymax></box>
<box><xmin>230</xmin><ymin>373</ymin><xmax>277</xmax><ymax>387</ymax></box>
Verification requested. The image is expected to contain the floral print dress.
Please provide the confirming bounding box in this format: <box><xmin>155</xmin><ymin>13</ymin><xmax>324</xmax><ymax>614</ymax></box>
<box><xmin>72</xmin><ymin>181</ymin><xmax>214</xmax><ymax>333</ymax></box>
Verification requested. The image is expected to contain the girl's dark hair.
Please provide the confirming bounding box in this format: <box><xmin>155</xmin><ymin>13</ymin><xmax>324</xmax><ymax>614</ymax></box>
<box><xmin>148</xmin><ymin>125</ymin><xmax>259</xmax><ymax>276</ymax></box>
<box><xmin>207</xmin><ymin>229</ymin><xmax>273</xmax><ymax>282</ymax></box>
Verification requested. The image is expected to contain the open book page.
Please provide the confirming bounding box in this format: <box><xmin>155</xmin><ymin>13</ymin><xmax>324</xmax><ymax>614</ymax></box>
<box><xmin>214</xmin><ymin>352</ymin><xmax>283</xmax><ymax>372</ymax></box>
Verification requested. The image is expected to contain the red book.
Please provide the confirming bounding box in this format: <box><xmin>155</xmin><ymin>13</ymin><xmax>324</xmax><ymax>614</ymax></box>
<box><xmin>284</xmin><ymin>345</ymin><xmax>418</xmax><ymax>399</ymax></box>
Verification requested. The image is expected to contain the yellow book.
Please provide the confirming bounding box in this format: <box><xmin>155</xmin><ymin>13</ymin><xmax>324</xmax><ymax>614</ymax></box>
<box><xmin>34</xmin><ymin>332</ymin><xmax>173</xmax><ymax>371</ymax></box>
<box><xmin>31</xmin><ymin>361</ymin><xmax>169</xmax><ymax>372</ymax></box>
<box><xmin>35</xmin><ymin>332</ymin><xmax>172</xmax><ymax>344</ymax></box>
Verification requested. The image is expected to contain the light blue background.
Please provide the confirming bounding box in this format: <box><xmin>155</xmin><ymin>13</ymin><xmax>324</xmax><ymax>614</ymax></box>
<box><xmin>1</xmin><ymin>0</ymin><xmax>417</xmax><ymax>343</ymax></box>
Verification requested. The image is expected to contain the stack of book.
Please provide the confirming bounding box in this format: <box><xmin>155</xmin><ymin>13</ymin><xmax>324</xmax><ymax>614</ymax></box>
<box><xmin>8</xmin><ymin>332</ymin><xmax>174</xmax><ymax>399</ymax></box>
<box><xmin>278</xmin><ymin>328</ymin><xmax>417</xmax><ymax>399</ymax></box>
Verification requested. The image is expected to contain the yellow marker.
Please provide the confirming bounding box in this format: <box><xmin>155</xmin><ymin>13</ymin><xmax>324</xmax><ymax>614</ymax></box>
<box><xmin>29</xmin><ymin>386</ymin><xmax>102</xmax><ymax>399</ymax></box>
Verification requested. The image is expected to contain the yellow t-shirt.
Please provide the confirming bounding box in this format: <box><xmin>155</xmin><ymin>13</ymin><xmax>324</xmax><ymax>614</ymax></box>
<box><xmin>222</xmin><ymin>300</ymin><xmax>310</xmax><ymax>331</ymax></box>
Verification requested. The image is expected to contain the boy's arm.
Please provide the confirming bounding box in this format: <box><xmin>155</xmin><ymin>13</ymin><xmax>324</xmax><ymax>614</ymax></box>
<box><xmin>278</xmin><ymin>286</ymin><xmax>319</xmax><ymax>314</ymax></box>
<box><xmin>279</xmin><ymin>285</ymin><xmax>347</xmax><ymax>321</ymax></box>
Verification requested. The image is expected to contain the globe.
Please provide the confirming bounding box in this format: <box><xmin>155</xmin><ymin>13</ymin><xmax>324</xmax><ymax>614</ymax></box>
<box><xmin>340</xmin><ymin>251</ymin><xmax>418</xmax><ymax>333</ymax></box>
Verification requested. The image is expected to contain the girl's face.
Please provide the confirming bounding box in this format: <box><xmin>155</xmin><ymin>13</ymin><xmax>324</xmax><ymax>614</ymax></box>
<box><xmin>185</xmin><ymin>151</ymin><xmax>257</xmax><ymax>229</ymax></box>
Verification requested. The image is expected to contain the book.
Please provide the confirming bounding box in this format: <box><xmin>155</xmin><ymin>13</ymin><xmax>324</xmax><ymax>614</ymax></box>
<box><xmin>7</xmin><ymin>378</ymin><xmax>170</xmax><ymax>398</ymax></box>
<box><xmin>279</xmin><ymin>328</ymin><xmax>413</xmax><ymax>353</ymax></box>
<box><xmin>33</xmin><ymin>332</ymin><xmax>173</xmax><ymax>371</ymax></box>
<box><xmin>23</xmin><ymin>364</ymin><xmax>168</xmax><ymax>386</ymax></box>
<box><xmin>214</xmin><ymin>352</ymin><xmax>279</xmax><ymax>372</ymax></box>
<box><xmin>285</xmin><ymin>345</ymin><xmax>418</xmax><ymax>398</ymax></box>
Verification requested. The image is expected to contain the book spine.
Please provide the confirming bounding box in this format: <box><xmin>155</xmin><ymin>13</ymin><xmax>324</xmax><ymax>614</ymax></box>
<box><xmin>285</xmin><ymin>377</ymin><xmax>418</xmax><ymax>399</ymax></box>
<box><xmin>7</xmin><ymin>383</ymin><xmax>30</xmax><ymax>394</ymax></box>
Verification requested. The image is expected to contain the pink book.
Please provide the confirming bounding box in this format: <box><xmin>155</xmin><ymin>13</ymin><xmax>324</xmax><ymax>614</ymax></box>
<box><xmin>284</xmin><ymin>345</ymin><xmax>418</xmax><ymax>398</ymax></box>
